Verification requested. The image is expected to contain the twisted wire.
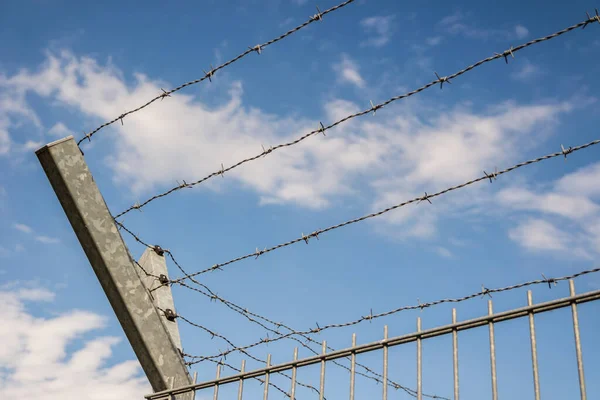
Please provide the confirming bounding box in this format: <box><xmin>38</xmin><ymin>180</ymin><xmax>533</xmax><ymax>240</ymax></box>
<box><xmin>77</xmin><ymin>0</ymin><xmax>355</xmax><ymax>147</ymax></box>
<box><xmin>166</xmin><ymin>138</ymin><xmax>600</xmax><ymax>284</ymax></box>
<box><xmin>115</xmin><ymin>14</ymin><xmax>599</xmax><ymax>219</ymax></box>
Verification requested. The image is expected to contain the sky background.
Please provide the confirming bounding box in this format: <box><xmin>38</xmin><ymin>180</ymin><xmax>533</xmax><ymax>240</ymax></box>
<box><xmin>1</xmin><ymin>0</ymin><xmax>600</xmax><ymax>399</ymax></box>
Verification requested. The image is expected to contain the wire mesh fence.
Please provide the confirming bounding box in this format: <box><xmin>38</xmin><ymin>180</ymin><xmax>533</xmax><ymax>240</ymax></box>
<box><xmin>147</xmin><ymin>279</ymin><xmax>597</xmax><ymax>400</ymax></box>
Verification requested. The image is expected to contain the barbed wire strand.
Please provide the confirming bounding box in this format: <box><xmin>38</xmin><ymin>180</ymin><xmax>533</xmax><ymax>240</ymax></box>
<box><xmin>179</xmin><ymin>265</ymin><xmax>600</xmax><ymax>365</ymax></box>
<box><xmin>76</xmin><ymin>0</ymin><xmax>356</xmax><ymax>147</ymax></box>
<box><xmin>165</xmin><ymin>138</ymin><xmax>600</xmax><ymax>284</ymax></box>
<box><xmin>115</xmin><ymin>13</ymin><xmax>600</xmax><ymax>219</ymax></box>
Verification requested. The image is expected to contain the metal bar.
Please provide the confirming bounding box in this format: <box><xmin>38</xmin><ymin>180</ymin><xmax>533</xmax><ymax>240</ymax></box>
<box><xmin>213</xmin><ymin>363</ymin><xmax>221</xmax><ymax>400</ymax></box>
<box><xmin>146</xmin><ymin>288</ymin><xmax>600</xmax><ymax>399</ymax></box>
<box><xmin>488</xmin><ymin>300</ymin><xmax>498</xmax><ymax>400</ymax></box>
<box><xmin>452</xmin><ymin>308</ymin><xmax>459</xmax><ymax>400</ymax></box>
<box><xmin>237</xmin><ymin>360</ymin><xmax>245</xmax><ymax>400</ymax></box>
<box><xmin>263</xmin><ymin>354</ymin><xmax>271</xmax><ymax>400</ymax></box>
<box><xmin>290</xmin><ymin>348</ymin><xmax>298</xmax><ymax>400</ymax></box>
<box><xmin>350</xmin><ymin>333</ymin><xmax>356</xmax><ymax>400</ymax></box>
<box><xmin>527</xmin><ymin>291</ymin><xmax>540</xmax><ymax>400</ymax></box>
<box><xmin>35</xmin><ymin>137</ymin><xmax>192</xmax><ymax>397</ymax></box>
<box><xmin>319</xmin><ymin>341</ymin><xmax>326</xmax><ymax>400</ymax></box>
<box><xmin>417</xmin><ymin>317</ymin><xmax>422</xmax><ymax>400</ymax></box>
<box><xmin>383</xmin><ymin>325</ymin><xmax>388</xmax><ymax>400</ymax></box>
<box><xmin>570</xmin><ymin>280</ymin><xmax>587</xmax><ymax>400</ymax></box>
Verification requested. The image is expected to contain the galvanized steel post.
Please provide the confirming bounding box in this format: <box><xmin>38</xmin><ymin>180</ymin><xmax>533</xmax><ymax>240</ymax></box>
<box><xmin>36</xmin><ymin>136</ymin><xmax>192</xmax><ymax>398</ymax></box>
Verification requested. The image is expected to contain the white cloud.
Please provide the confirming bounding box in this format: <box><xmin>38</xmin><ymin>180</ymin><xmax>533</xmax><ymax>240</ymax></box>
<box><xmin>332</xmin><ymin>54</ymin><xmax>366</xmax><ymax>89</ymax></box>
<box><xmin>21</xmin><ymin>140</ymin><xmax>43</xmax><ymax>152</ymax></box>
<box><xmin>35</xmin><ymin>235</ymin><xmax>61</xmax><ymax>244</ymax></box>
<box><xmin>508</xmin><ymin>218</ymin><xmax>570</xmax><ymax>251</ymax></box>
<box><xmin>435</xmin><ymin>246</ymin><xmax>453</xmax><ymax>258</ymax></box>
<box><xmin>48</xmin><ymin>122</ymin><xmax>74</xmax><ymax>137</ymax></box>
<box><xmin>511</xmin><ymin>60</ymin><xmax>541</xmax><ymax>81</ymax></box>
<box><xmin>515</xmin><ymin>25</ymin><xmax>529</xmax><ymax>39</ymax></box>
<box><xmin>11</xmin><ymin>223</ymin><xmax>60</xmax><ymax>244</ymax></box>
<box><xmin>1</xmin><ymin>50</ymin><xmax>588</xmax><ymax>240</ymax></box>
<box><xmin>0</xmin><ymin>286</ymin><xmax>149</xmax><ymax>399</ymax></box>
<box><xmin>426</xmin><ymin>36</ymin><xmax>443</xmax><ymax>46</ymax></box>
<box><xmin>360</xmin><ymin>16</ymin><xmax>394</xmax><ymax>48</ymax></box>
<box><xmin>440</xmin><ymin>12</ymin><xmax>529</xmax><ymax>41</ymax></box>
<box><xmin>498</xmin><ymin>161</ymin><xmax>600</xmax><ymax>258</ymax></box>
<box><xmin>13</xmin><ymin>223</ymin><xmax>33</xmax><ymax>234</ymax></box>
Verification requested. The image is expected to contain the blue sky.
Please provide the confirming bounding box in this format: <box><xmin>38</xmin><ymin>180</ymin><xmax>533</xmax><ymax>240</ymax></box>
<box><xmin>1</xmin><ymin>0</ymin><xmax>600</xmax><ymax>399</ymax></box>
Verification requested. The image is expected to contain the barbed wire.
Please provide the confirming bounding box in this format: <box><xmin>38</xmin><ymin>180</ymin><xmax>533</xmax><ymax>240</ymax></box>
<box><xmin>76</xmin><ymin>0</ymin><xmax>355</xmax><ymax>148</ymax></box>
<box><xmin>114</xmin><ymin>12</ymin><xmax>600</xmax><ymax>219</ymax></box>
<box><xmin>164</xmin><ymin>138</ymin><xmax>600</xmax><ymax>284</ymax></box>
<box><xmin>179</xmin><ymin>265</ymin><xmax>600</xmax><ymax>366</ymax></box>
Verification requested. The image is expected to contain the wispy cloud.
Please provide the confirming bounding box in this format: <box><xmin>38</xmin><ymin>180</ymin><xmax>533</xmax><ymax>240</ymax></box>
<box><xmin>12</xmin><ymin>223</ymin><xmax>60</xmax><ymax>244</ymax></box>
<box><xmin>13</xmin><ymin>223</ymin><xmax>33</xmax><ymax>234</ymax></box>
<box><xmin>35</xmin><ymin>235</ymin><xmax>60</xmax><ymax>244</ymax></box>
<box><xmin>426</xmin><ymin>36</ymin><xmax>443</xmax><ymax>46</ymax></box>
<box><xmin>508</xmin><ymin>218</ymin><xmax>571</xmax><ymax>252</ymax></box>
<box><xmin>440</xmin><ymin>12</ymin><xmax>529</xmax><ymax>41</ymax></box>
<box><xmin>48</xmin><ymin>122</ymin><xmax>74</xmax><ymax>137</ymax></box>
<box><xmin>332</xmin><ymin>54</ymin><xmax>366</xmax><ymax>89</ymax></box>
<box><xmin>360</xmin><ymin>16</ymin><xmax>395</xmax><ymax>48</ymax></box>
<box><xmin>511</xmin><ymin>60</ymin><xmax>542</xmax><ymax>81</ymax></box>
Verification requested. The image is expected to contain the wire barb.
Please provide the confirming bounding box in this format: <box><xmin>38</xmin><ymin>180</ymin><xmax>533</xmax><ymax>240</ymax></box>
<box><xmin>419</xmin><ymin>192</ymin><xmax>432</xmax><ymax>204</ymax></box>
<box><xmin>495</xmin><ymin>46</ymin><xmax>515</xmax><ymax>64</ymax></box>
<box><xmin>483</xmin><ymin>168</ymin><xmax>498</xmax><ymax>183</ymax></box>
<box><xmin>160</xmin><ymin>88</ymin><xmax>171</xmax><ymax>100</ymax></box>
<box><xmin>370</xmin><ymin>100</ymin><xmax>382</xmax><ymax>115</ymax></box>
<box><xmin>583</xmin><ymin>9</ymin><xmax>600</xmax><ymax>29</ymax></box>
<box><xmin>310</xmin><ymin>6</ymin><xmax>323</xmax><ymax>21</ymax></box>
<box><xmin>561</xmin><ymin>144</ymin><xmax>573</xmax><ymax>160</ymax></box>
<box><xmin>203</xmin><ymin>65</ymin><xmax>215</xmax><ymax>82</ymax></box>
<box><xmin>250</xmin><ymin>44</ymin><xmax>263</xmax><ymax>54</ymax></box>
<box><xmin>434</xmin><ymin>71</ymin><xmax>451</xmax><ymax>89</ymax></box>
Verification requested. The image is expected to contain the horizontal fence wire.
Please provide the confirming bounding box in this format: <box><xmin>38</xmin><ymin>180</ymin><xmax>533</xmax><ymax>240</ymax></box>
<box><xmin>114</xmin><ymin>13</ymin><xmax>600</xmax><ymax>219</ymax></box>
<box><xmin>76</xmin><ymin>0</ymin><xmax>355</xmax><ymax>147</ymax></box>
<box><xmin>158</xmin><ymin>138</ymin><xmax>600</xmax><ymax>284</ymax></box>
<box><xmin>146</xmin><ymin>282</ymin><xmax>600</xmax><ymax>399</ymax></box>
<box><xmin>204</xmin><ymin>358</ymin><xmax>292</xmax><ymax>399</ymax></box>
<box><xmin>178</xmin><ymin>265</ymin><xmax>600</xmax><ymax>366</ymax></box>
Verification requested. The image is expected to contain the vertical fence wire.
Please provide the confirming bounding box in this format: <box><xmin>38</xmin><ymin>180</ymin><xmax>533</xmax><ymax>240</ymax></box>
<box><xmin>320</xmin><ymin>341</ymin><xmax>326</xmax><ymax>400</ymax></box>
<box><xmin>452</xmin><ymin>308</ymin><xmax>459</xmax><ymax>400</ymax></box>
<box><xmin>290</xmin><ymin>348</ymin><xmax>298</xmax><ymax>400</ymax></box>
<box><xmin>350</xmin><ymin>333</ymin><xmax>356</xmax><ymax>400</ymax></box>
<box><xmin>488</xmin><ymin>300</ymin><xmax>498</xmax><ymax>400</ymax></box>
<box><xmin>237</xmin><ymin>360</ymin><xmax>245</xmax><ymax>400</ymax></box>
<box><xmin>383</xmin><ymin>325</ymin><xmax>388</xmax><ymax>400</ymax></box>
<box><xmin>263</xmin><ymin>354</ymin><xmax>271</xmax><ymax>400</ymax></box>
<box><xmin>527</xmin><ymin>291</ymin><xmax>541</xmax><ymax>400</ymax></box>
<box><xmin>213</xmin><ymin>363</ymin><xmax>221</xmax><ymax>400</ymax></box>
<box><xmin>417</xmin><ymin>317</ymin><xmax>422</xmax><ymax>400</ymax></box>
<box><xmin>570</xmin><ymin>280</ymin><xmax>587</xmax><ymax>400</ymax></box>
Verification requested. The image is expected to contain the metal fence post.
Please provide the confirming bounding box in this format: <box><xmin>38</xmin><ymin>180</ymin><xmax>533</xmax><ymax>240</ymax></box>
<box><xmin>36</xmin><ymin>136</ymin><xmax>192</xmax><ymax>398</ymax></box>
